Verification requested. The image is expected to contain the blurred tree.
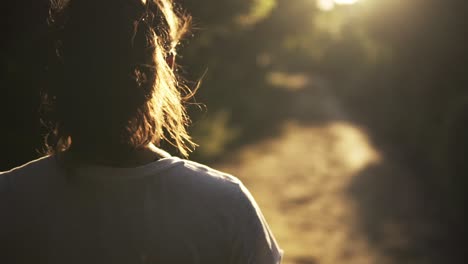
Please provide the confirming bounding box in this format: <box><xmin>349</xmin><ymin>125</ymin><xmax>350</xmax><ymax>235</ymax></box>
<box><xmin>177</xmin><ymin>0</ymin><xmax>468</xmax><ymax>229</ymax></box>
<box><xmin>179</xmin><ymin>0</ymin><xmax>389</xmax><ymax>160</ymax></box>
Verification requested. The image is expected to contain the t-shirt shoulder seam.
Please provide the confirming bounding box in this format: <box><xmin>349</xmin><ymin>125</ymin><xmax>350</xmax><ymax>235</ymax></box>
<box><xmin>179</xmin><ymin>159</ymin><xmax>242</xmax><ymax>185</ymax></box>
<box><xmin>1</xmin><ymin>155</ymin><xmax>53</xmax><ymax>174</ymax></box>
<box><xmin>0</xmin><ymin>168</ymin><xmax>14</xmax><ymax>194</ymax></box>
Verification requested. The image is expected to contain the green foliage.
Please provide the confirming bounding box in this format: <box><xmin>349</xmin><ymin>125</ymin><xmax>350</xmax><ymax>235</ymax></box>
<box><xmin>235</xmin><ymin>0</ymin><xmax>277</xmax><ymax>26</ymax></box>
<box><xmin>190</xmin><ymin>110</ymin><xmax>241</xmax><ymax>159</ymax></box>
<box><xmin>179</xmin><ymin>0</ymin><xmax>468</xmax><ymax>198</ymax></box>
<box><xmin>180</xmin><ymin>0</ymin><xmax>391</xmax><ymax>159</ymax></box>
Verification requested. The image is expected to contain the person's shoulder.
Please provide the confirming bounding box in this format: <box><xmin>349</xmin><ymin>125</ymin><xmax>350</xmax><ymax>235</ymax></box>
<box><xmin>0</xmin><ymin>155</ymin><xmax>57</xmax><ymax>191</ymax></box>
<box><xmin>1</xmin><ymin>155</ymin><xmax>56</xmax><ymax>176</ymax></box>
<box><xmin>166</xmin><ymin>158</ymin><xmax>244</xmax><ymax>199</ymax></box>
<box><xmin>171</xmin><ymin>159</ymin><xmax>284</xmax><ymax>262</ymax></box>
<box><xmin>176</xmin><ymin>159</ymin><xmax>241</xmax><ymax>184</ymax></box>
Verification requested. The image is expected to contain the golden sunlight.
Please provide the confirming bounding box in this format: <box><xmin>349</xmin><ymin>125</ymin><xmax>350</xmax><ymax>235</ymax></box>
<box><xmin>317</xmin><ymin>0</ymin><xmax>361</xmax><ymax>11</ymax></box>
<box><xmin>335</xmin><ymin>0</ymin><xmax>360</xmax><ymax>4</ymax></box>
<box><xmin>218</xmin><ymin>121</ymin><xmax>382</xmax><ymax>263</ymax></box>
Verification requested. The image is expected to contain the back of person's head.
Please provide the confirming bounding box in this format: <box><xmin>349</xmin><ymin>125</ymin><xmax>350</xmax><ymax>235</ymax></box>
<box><xmin>43</xmin><ymin>0</ymin><xmax>194</xmax><ymax>160</ymax></box>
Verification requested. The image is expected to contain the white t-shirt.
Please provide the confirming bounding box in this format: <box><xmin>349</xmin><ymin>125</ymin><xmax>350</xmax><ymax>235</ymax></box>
<box><xmin>0</xmin><ymin>154</ymin><xmax>282</xmax><ymax>264</ymax></box>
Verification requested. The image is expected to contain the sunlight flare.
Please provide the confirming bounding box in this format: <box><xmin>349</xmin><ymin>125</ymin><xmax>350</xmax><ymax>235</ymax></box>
<box><xmin>335</xmin><ymin>0</ymin><xmax>360</xmax><ymax>5</ymax></box>
<box><xmin>317</xmin><ymin>0</ymin><xmax>361</xmax><ymax>11</ymax></box>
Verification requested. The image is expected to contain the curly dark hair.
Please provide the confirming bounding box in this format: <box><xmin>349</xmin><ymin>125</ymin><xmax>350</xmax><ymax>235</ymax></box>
<box><xmin>43</xmin><ymin>0</ymin><xmax>195</xmax><ymax>159</ymax></box>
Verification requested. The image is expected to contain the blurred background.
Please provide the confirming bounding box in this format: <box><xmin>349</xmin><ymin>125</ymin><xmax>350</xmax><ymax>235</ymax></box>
<box><xmin>2</xmin><ymin>0</ymin><xmax>467</xmax><ymax>263</ymax></box>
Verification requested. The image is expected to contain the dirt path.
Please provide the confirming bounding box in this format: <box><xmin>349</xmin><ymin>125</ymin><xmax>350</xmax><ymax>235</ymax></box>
<box><xmin>213</xmin><ymin>81</ymin><xmax>456</xmax><ymax>264</ymax></box>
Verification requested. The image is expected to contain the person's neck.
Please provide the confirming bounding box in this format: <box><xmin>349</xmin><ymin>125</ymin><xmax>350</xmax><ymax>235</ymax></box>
<box><xmin>68</xmin><ymin>143</ymin><xmax>169</xmax><ymax>168</ymax></box>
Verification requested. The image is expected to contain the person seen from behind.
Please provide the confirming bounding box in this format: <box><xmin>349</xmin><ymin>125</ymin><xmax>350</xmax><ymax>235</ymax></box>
<box><xmin>0</xmin><ymin>0</ymin><xmax>283</xmax><ymax>263</ymax></box>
